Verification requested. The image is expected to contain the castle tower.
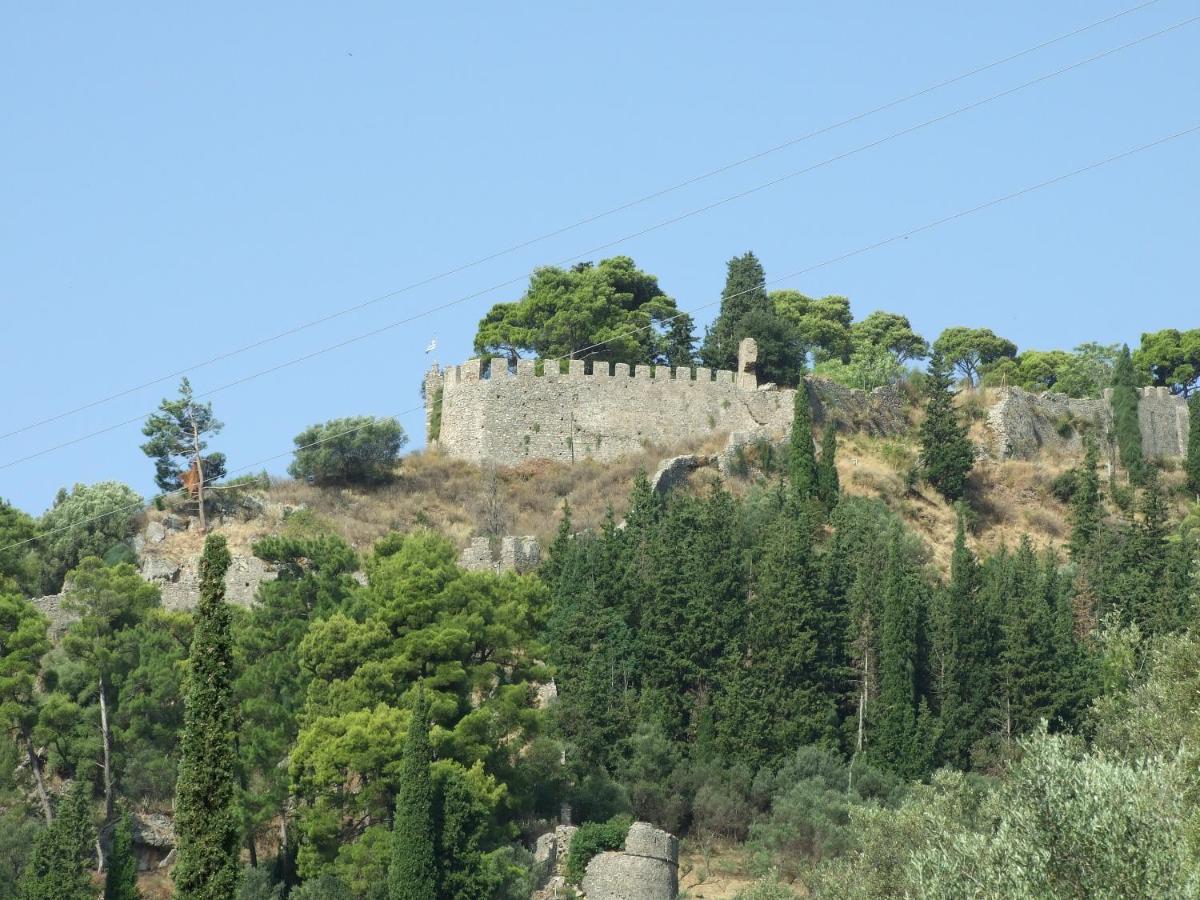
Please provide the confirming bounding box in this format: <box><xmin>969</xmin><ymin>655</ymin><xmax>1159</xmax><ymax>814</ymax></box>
<box><xmin>736</xmin><ymin>337</ymin><xmax>759</xmax><ymax>390</ymax></box>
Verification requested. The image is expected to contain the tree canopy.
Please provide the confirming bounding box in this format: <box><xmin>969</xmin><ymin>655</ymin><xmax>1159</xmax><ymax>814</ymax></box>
<box><xmin>932</xmin><ymin>326</ymin><xmax>1018</xmax><ymax>386</ymax></box>
<box><xmin>472</xmin><ymin>257</ymin><xmax>694</xmax><ymax>367</ymax></box>
<box><xmin>1134</xmin><ymin>328</ymin><xmax>1200</xmax><ymax>397</ymax></box>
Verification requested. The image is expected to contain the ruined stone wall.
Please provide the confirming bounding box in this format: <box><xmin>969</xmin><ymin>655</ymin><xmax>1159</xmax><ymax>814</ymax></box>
<box><xmin>984</xmin><ymin>385</ymin><xmax>1190</xmax><ymax>461</ymax></box>
<box><xmin>426</xmin><ymin>345</ymin><xmax>906</xmax><ymax>467</ymax></box>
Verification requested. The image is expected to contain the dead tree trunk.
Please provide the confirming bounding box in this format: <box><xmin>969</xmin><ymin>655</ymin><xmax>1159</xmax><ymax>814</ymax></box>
<box><xmin>20</xmin><ymin>723</ymin><xmax>53</xmax><ymax>824</ymax></box>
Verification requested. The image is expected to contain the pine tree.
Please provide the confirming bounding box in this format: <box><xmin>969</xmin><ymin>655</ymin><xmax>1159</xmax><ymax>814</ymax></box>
<box><xmin>1069</xmin><ymin>436</ymin><xmax>1104</xmax><ymax>561</ymax></box>
<box><xmin>1111</xmin><ymin>345</ymin><xmax>1144</xmax><ymax>483</ymax></box>
<box><xmin>919</xmin><ymin>353</ymin><xmax>975</xmax><ymax>501</ymax></box>
<box><xmin>104</xmin><ymin>808</ymin><xmax>140</xmax><ymax>900</ymax></box>
<box><xmin>789</xmin><ymin>385</ymin><xmax>818</xmax><ymax>501</ymax></box>
<box><xmin>389</xmin><ymin>686</ymin><xmax>436</xmax><ymax>900</ymax></box>
<box><xmin>699</xmin><ymin>252</ymin><xmax>772</xmax><ymax>372</ymax></box>
<box><xmin>1187</xmin><ymin>393</ymin><xmax>1200</xmax><ymax>497</ymax></box>
<box><xmin>19</xmin><ymin>780</ymin><xmax>95</xmax><ymax>900</ymax></box>
<box><xmin>816</xmin><ymin>424</ymin><xmax>840</xmax><ymax>510</ymax></box>
<box><xmin>173</xmin><ymin>535</ymin><xmax>239</xmax><ymax>900</ymax></box>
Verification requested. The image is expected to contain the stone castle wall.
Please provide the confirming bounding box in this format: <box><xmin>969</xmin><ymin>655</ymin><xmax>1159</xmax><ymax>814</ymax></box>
<box><xmin>985</xmin><ymin>385</ymin><xmax>1190</xmax><ymax>461</ymax></box>
<box><xmin>425</xmin><ymin>340</ymin><xmax>907</xmax><ymax>466</ymax></box>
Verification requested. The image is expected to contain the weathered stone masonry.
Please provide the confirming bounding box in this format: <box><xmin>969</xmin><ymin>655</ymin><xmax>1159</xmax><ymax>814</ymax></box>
<box><xmin>425</xmin><ymin>339</ymin><xmax>907</xmax><ymax>466</ymax></box>
<box><xmin>426</xmin><ymin>340</ymin><xmax>1191</xmax><ymax>467</ymax></box>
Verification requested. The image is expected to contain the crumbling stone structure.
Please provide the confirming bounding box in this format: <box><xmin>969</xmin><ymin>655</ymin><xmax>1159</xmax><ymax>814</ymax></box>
<box><xmin>425</xmin><ymin>339</ymin><xmax>906</xmax><ymax>466</ymax></box>
<box><xmin>457</xmin><ymin>535</ymin><xmax>541</xmax><ymax>574</ymax></box>
<box><xmin>985</xmin><ymin>385</ymin><xmax>1190</xmax><ymax>461</ymax></box>
<box><xmin>581</xmin><ymin>822</ymin><xmax>679</xmax><ymax>900</ymax></box>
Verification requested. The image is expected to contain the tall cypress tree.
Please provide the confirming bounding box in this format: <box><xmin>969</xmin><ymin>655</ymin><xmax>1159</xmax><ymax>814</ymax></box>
<box><xmin>789</xmin><ymin>385</ymin><xmax>818</xmax><ymax>501</ymax></box>
<box><xmin>919</xmin><ymin>353</ymin><xmax>975</xmax><ymax>501</ymax></box>
<box><xmin>1111</xmin><ymin>344</ymin><xmax>1144</xmax><ymax>482</ymax></box>
<box><xmin>930</xmin><ymin>512</ymin><xmax>986</xmax><ymax>768</ymax></box>
<box><xmin>1187</xmin><ymin>393</ymin><xmax>1200</xmax><ymax>496</ymax></box>
<box><xmin>19</xmin><ymin>780</ymin><xmax>95</xmax><ymax>900</ymax></box>
<box><xmin>699</xmin><ymin>252</ymin><xmax>771</xmax><ymax>372</ymax></box>
<box><xmin>389</xmin><ymin>686</ymin><xmax>436</xmax><ymax>900</ymax></box>
<box><xmin>104</xmin><ymin>808</ymin><xmax>140</xmax><ymax>900</ymax></box>
<box><xmin>721</xmin><ymin>499</ymin><xmax>836</xmax><ymax>767</ymax></box>
<box><xmin>173</xmin><ymin>535</ymin><xmax>239</xmax><ymax>900</ymax></box>
<box><xmin>816</xmin><ymin>425</ymin><xmax>840</xmax><ymax>510</ymax></box>
<box><xmin>1069</xmin><ymin>436</ymin><xmax>1104</xmax><ymax>561</ymax></box>
<box><xmin>868</xmin><ymin>529</ymin><xmax>927</xmax><ymax>779</ymax></box>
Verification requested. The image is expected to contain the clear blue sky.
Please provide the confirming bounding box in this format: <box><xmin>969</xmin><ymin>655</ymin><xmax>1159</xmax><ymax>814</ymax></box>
<box><xmin>2</xmin><ymin>2</ymin><xmax>1197</xmax><ymax>515</ymax></box>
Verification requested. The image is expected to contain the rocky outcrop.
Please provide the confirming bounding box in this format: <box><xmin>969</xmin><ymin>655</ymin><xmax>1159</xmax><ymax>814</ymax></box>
<box><xmin>649</xmin><ymin>454</ymin><xmax>715</xmax><ymax>494</ymax></box>
<box><xmin>581</xmin><ymin>822</ymin><xmax>679</xmax><ymax>900</ymax></box>
<box><xmin>533</xmin><ymin>824</ymin><xmax>577</xmax><ymax>898</ymax></box>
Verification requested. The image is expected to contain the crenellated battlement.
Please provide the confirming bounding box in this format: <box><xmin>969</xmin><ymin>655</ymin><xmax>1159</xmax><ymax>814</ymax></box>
<box><xmin>426</xmin><ymin>338</ymin><xmax>909</xmax><ymax>466</ymax></box>
<box><xmin>440</xmin><ymin>357</ymin><xmax>739</xmax><ymax>388</ymax></box>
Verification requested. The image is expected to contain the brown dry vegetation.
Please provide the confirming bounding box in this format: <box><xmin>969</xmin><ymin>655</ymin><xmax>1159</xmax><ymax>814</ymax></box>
<box><xmin>146</xmin><ymin>388</ymin><xmax>1189</xmax><ymax>577</ymax></box>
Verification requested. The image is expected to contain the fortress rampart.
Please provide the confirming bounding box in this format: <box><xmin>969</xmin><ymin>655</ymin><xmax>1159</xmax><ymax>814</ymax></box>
<box><xmin>985</xmin><ymin>385</ymin><xmax>1189</xmax><ymax>462</ymax></box>
<box><xmin>424</xmin><ymin>339</ymin><xmax>907</xmax><ymax>466</ymax></box>
<box><xmin>426</xmin><ymin>338</ymin><xmax>1191</xmax><ymax>468</ymax></box>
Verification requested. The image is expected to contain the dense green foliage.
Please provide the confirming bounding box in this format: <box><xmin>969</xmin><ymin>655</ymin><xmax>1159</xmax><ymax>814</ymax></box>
<box><xmin>288</xmin><ymin>416</ymin><xmax>407</xmax><ymax>486</ymax></box>
<box><xmin>981</xmin><ymin>343</ymin><xmax>1120</xmax><ymax>397</ymax></box>
<box><xmin>104</xmin><ymin>808</ymin><xmax>140</xmax><ymax>900</ymax></box>
<box><xmin>140</xmin><ymin>377</ymin><xmax>226</xmax><ymax>493</ymax></box>
<box><xmin>18</xmin><ymin>780</ymin><xmax>95</xmax><ymax>900</ymax></box>
<box><xmin>1135</xmin><ymin>327</ymin><xmax>1200</xmax><ymax>396</ymax></box>
<box><xmin>473</xmin><ymin>256</ymin><xmax>694</xmax><ymax>367</ymax></box>
<box><xmin>173</xmin><ymin>536</ymin><xmax>239</xmax><ymax>900</ymax></box>
<box><xmin>918</xmin><ymin>354</ymin><xmax>975</xmax><ymax>501</ymax></box>
<box><xmin>37</xmin><ymin>482</ymin><xmax>142</xmax><ymax>592</ymax></box>
<box><xmin>0</xmin><ymin>500</ymin><xmax>40</xmax><ymax>596</ymax></box>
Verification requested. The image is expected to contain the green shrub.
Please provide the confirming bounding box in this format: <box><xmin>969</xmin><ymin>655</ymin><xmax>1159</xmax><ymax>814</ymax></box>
<box><xmin>734</xmin><ymin>871</ymin><xmax>800</xmax><ymax>899</ymax></box>
<box><xmin>38</xmin><ymin>481</ymin><xmax>142</xmax><ymax>592</ymax></box>
<box><xmin>288</xmin><ymin>417</ymin><xmax>407</xmax><ymax>486</ymax></box>
<box><xmin>236</xmin><ymin>866</ymin><xmax>283</xmax><ymax>900</ymax></box>
<box><xmin>1050</xmin><ymin>470</ymin><xmax>1078</xmax><ymax>503</ymax></box>
<box><xmin>565</xmin><ymin>815</ymin><xmax>633</xmax><ymax>883</ymax></box>
<box><xmin>290</xmin><ymin>874</ymin><xmax>354</xmax><ymax>900</ymax></box>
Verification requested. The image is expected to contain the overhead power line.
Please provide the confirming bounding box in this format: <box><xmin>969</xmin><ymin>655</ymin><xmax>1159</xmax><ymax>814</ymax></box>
<box><xmin>0</xmin><ymin>0</ymin><xmax>1171</xmax><ymax>444</ymax></box>
<box><xmin>3</xmin><ymin>121</ymin><xmax>1196</xmax><ymax>555</ymax></box>
<box><xmin>1</xmin><ymin>14</ymin><xmax>1194</xmax><ymax>475</ymax></box>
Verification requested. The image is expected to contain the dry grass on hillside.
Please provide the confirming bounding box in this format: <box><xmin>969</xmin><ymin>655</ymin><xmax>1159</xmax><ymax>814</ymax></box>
<box><xmin>150</xmin><ymin>434</ymin><xmax>730</xmax><ymax>560</ymax></box>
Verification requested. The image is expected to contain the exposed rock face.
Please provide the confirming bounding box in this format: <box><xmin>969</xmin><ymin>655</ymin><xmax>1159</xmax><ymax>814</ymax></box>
<box><xmin>649</xmin><ymin>455</ymin><xmax>715</xmax><ymax>494</ymax></box>
<box><xmin>581</xmin><ymin>822</ymin><xmax>679</xmax><ymax>900</ymax></box>
<box><xmin>532</xmin><ymin>824</ymin><xmax>577</xmax><ymax>899</ymax></box>
<box><xmin>30</xmin><ymin>593</ymin><xmax>77</xmax><ymax>640</ymax></box>
<box><xmin>456</xmin><ymin>535</ymin><xmax>541</xmax><ymax>574</ymax></box>
<box><xmin>984</xmin><ymin>386</ymin><xmax>1190</xmax><ymax>461</ymax></box>
<box><xmin>139</xmin><ymin>554</ymin><xmax>277</xmax><ymax>610</ymax></box>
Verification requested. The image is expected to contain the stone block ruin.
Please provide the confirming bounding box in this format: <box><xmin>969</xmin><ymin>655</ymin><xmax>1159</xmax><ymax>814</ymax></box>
<box><xmin>425</xmin><ymin>338</ymin><xmax>907</xmax><ymax>466</ymax></box>
<box><xmin>427</xmin><ymin>338</ymin><xmax>1191</xmax><ymax>469</ymax></box>
<box><xmin>458</xmin><ymin>535</ymin><xmax>541</xmax><ymax>574</ymax></box>
<box><xmin>985</xmin><ymin>385</ymin><xmax>1189</xmax><ymax>462</ymax></box>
